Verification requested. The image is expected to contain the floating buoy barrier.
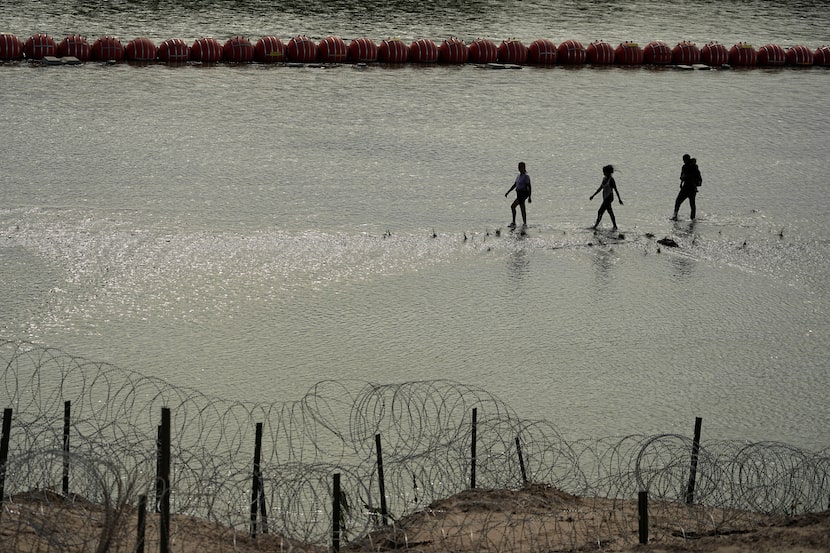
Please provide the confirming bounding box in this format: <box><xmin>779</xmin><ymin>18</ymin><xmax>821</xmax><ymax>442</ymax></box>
<box><xmin>438</xmin><ymin>37</ymin><xmax>468</xmax><ymax>64</ymax></box>
<box><xmin>1</xmin><ymin>31</ymin><xmax>827</xmax><ymax>69</ymax></box>
<box><xmin>158</xmin><ymin>38</ymin><xmax>190</xmax><ymax>63</ymax></box>
<box><xmin>410</xmin><ymin>38</ymin><xmax>438</xmax><ymax>63</ymax></box>
<box><xmin>286</xmin><ymin>35</ymin><xmax>317</xmax><ymax>63</ymax></box>
<box><xmin>701</xmin><ymin>42</ymin><xmax>728</xmax><ymax>66</ymax></box>
<box><xmin>126</xmin><ymin>37</ymin><xmax>158</xmax><ymax>62</ymax></box>
<box><xmin>318</xmin><ymin>36</ymin><xmax>347</xmax><ymax>63</ymax></box>
<box><xmin>643</xmin><ymin>40</ymin><xmax>672</xmax><ymax>64</ymax></box>
<box><xmin>672</xmin><ymin>41</ymin><xmax>700</xmax><ymax>65</ymax></box>
<box><xmin>255</xmin><ymin>36</ymin><xmax>285</xmax><ymax>63</ymax></box>
<box><xmin>349</xmin><ymin>37</ymin><xmax>378</xmax><ymax>63</ymax></box>
<box><xmin>223</xmin><ymin>36</ymin><xmax>254</xmax><ymax>63</ymax></box>
<box><xmin>91</xmin><ymin>35</ymin><xmax>124</xmax><ymax>62</ymax></box>
<box><xmin>786</xmin><ymin>44</ymin><xmax>813</xmax><ymax>66</ymax></box>
<box><xmin>24</xmin><ymin>33</ymin><xmax>56</xmax><ymax>60</ymax></box>
<box><xmin>615</xmin><ymin>41</ymin><xmax>643</xmax><ymax>65</ymax></box>
<box><xmin>378</xmin><ymin>38</ymin><xmax>408</xmax><ymax>63</ymax></box>
<box><xmin>469</xmin><ymin>38</ymin><xmax>498</xmax><ymax>64</ymax></box>
<box><xmin>528</xmin><ymin>39</ymin><xmax>557</xmax><ymax>66</ymax></box>
<box><xmin>191</xmin><ymin>36</ymin><xmax>222</xmax><ymax>62</ymax></box>
<box><xmin>557</xmin><ymin>39</ymin><xmax>586</xmax><ymax>64</ymax></box>
<box><xmin>758</xmin><ymin>43</ymin><xmax>786</xmax><ymax>66</ymax></box>
<box><xmin>0</xmin><ymin>33</ymin><xmax>24</xmax><ymax>60</ymax></box>
<box><xmin>58</xmin><ymin>35</ymin><xmax>90</xmax><ymax>61</ymax></box>
<box><xmin>498</xmin><ymin>40</ymin><xmax>527</xmax><ymax>64</ymax></box>
<box><xmin>815</xmin><ymin>45</ymin><xmax>830</xmax><ymax>66</ymax></box>
<box><xmin>587</xmin><ymin>41</ymin><xmax>615</xmax><ymax>64</ymax></box>
<box><xmin>728</xmin><ymin>42</ymin><xmax>757</xmax><ymax>66</ymax></box>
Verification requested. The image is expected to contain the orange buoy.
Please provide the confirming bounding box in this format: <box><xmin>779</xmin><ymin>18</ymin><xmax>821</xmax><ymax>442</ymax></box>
<box><xmin>223</xmin><ymin>36</ymin><xmax>254</xmax><ymax>62</ymax></box>
<box><xmin>126</xmin><ymin>37</ymin><xmax>157</xmax><ymax>61</ymax></box>
<box><xmin>158</xmin><ymin>38</ymin><xmax>190</xmax><ymax>63</ymax></box>
<box><xmin>528</xmin><ymin>38</ymin><xmax>557</xmax><ymax>65</ymax></box>
<box><xmin>728</xmin><ymin>42</ymin><xmax>756</xmax><ymax>66</ymax></box>
<box><xmin>672</xmin><ymin>41</ymin><xmax>700</xmax><ymax>65</ymax></box>
<box><xmin>587</xmin><ymin>41</ymin><xmax>615</xmax><ymax>64</ymax></box>
<box><xmin>556</xmin><ymin>39</ymin><xmax>586</xmax><ymax>64</ymax></box>
<box><xmin>0</xmin><ymin>33</ymin><xmax>23</xmax><ymax>60</ymax></box>
<box><xmin>318</xmin><ymin>36</ymin><xmax>347</xmax><ymax>63</ymax></box>
<box><xmin>409</xmin><ymin>38</ymin><xmax>438</xmax><ymax>63</ymax></box>
<box><xmin>254</xmin><ymin>36</ymin><xmax>285</xmax><ymax>63</ymax></box>
<box><xmin>814</xmin><ymin>45</ymin><xmax>830</xmax><ymax>66</ymax></box>
<box><xmin>378</xmin><ymin>38</ymin><xmax>408</xmax><ymax>63</ymax></box>
<box><xmin>643</xmin><ymin>40</ymin><xmax>671</xmax><ymax>64</ymax></box>
<box><xmin>348</xmin><ymin>37</ymin><xmax>378</xmax><ymax>62</ymax></box>
<box><xmin>468</xmin><ymin>38</ymin><xmax>497</xmax><ymax>63</ymax></box>
<box><xmin>438</xmin><ymin>37</ymin><xmax>468</xmax><ymax>64</ymax></box>
<box><xmin>700</xmin><ymin>42</ymin><xmax>728</xmax><ymax>66</ymax></box>
<box><xmin>615</xmin><ymin>41</ymin><xmax>643</xmax><ymax>65</ymax></box>
<box><xmin>498</xmin><ymin>39</ymin><xmax>527</xmax><ymax>64</ymax></box>
<box><xmin>757</xmin><ymin>43</ymin><xmax>786</xmax><ymax>66</ymax></box>
<box><xmin>286</xmin><ymin>35</ymin><xmax>317</xmax><ymax>63</ymax></box>
<box><xmin>58</xmin><ymin>35</ymin><xmax>90</xmax><ymax>61</ymax></box>
<box><xmin>91</xmin><ymin>35</ymin><xmax>124</xmax><ymax>62</ymax></box>
<box><xmin>24</xmin><ymin>33</ymin><xmax>56</xmax><ymax>59</ymax></box>
<box><xmin>786</xmin><ymin>45</ymin><xmax>813</xmax><ymax>66</ymax></box>
<box><xmin>191</xmin><ymin>37</ymin><xmax>222</xmax><ymax>62</ymax></box>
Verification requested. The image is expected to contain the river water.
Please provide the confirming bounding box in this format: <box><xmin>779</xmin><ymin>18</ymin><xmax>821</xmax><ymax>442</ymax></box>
<box><xmin>1</xmin><ymin>0</ymin><xmax>829</xmax><ymax>451</ymax></box>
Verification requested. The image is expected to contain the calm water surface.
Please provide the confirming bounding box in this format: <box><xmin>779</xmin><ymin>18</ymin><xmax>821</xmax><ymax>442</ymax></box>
<box><xmin>1</xmin><ymin>1</ymin><xmax>829</xmax><ymax>451</ymax></box>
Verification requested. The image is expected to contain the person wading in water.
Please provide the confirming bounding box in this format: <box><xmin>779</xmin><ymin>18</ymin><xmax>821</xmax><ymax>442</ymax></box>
<box><xmin>505</xmin><ymin>161</ymin><xmax>531</xmax><ymax>227</ymax></box>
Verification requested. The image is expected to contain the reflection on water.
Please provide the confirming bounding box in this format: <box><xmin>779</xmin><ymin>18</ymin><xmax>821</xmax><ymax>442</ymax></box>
<box><xmin>2</xmin><ymin>0</ymin><xmax>830</xmax><ymax>452</ymax></box>
<box><xmin>506</xmin><ymin>246</ymin><xmax>531</xmax><ymax>285</ymax></box>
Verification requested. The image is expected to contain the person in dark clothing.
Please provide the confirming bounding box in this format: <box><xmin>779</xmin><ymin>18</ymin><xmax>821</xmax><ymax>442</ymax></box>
<box><xmin>505</xmin><ymin>161</ymin><xmax>531</xmax><ymax>227</ymax></box>
<box><xmin>590</xmin><ymin>164</ymin><xmax>623</xmax><ymax>229</ymax></box>
<box><xmin>672</xmin><ymin>154</ymin><xmax>702</xmax><ymax>220</ymax></box>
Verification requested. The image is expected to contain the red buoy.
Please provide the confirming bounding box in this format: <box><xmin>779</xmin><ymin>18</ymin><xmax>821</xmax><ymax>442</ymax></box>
<box><xmin>587</xmin><ymin>41</ymin><xmax>614</xmax><ymax>64</ymax></box>
<box><xmin>556</xmin><ymin>39</ymin><xmax>586</xmax><ymax>64</ymax></box>
<box><xmin>158</xmin><ymin>38</ymin><xmax>190</xmax><ymax>63</ymax></box>
<box><xmin>700</xmin><ymin>42</ymin><xmax>728</xmax><ymax>66</ymax></box>
<box><xmin>126</xmin><ymin>37</ymin><xmax>157</xmax><ymax>61</ymax></box>
<box><xmin>286</xmin><ymin>35</ymin><xmax>317</xmax><ymax>63</ymax></box>
<box><xmin>0</xmin><ymin>33</ymin><xmax>23</xmax><ymax>60</ymax></box>
<box><xmin>24</xmin><ymin>33</ymin><xmax>56</xmax><ymax>60</ymax></box>
<box><xmin>786</xmin><ymin>45</ymin><xmax>813</xmax><ymax>66</ymax></box>
<box><xmin>318</xmin><ymin>36</ymin><xmax>347</xmax><ymax>63</ymax></box>
<box><xmin>410</xmin><ymin>38</ymin><xmax>438</xmax><ymax>63</ymax></box>
<box><xmin>91</xmin><ymin>36</ymin><xmax>124</xmax><ymax>62</ymax></box>
<box><xmin>378</xmin><ymin>38</ymin><xmax>408</xmax><ymax>63</ymax></box>
<box><xmin>672</xmin><ymin>41</ymin><xmax>700</xmax><ymax>65</ymax></box>
<box><xmin>728</xmin><ymin>42</ymin><xmax>756</xmax><ymax>66</ymax></box>
<box><xmin>255</xmin><ymin>36</ymin><xmax>285</xmax><ymax>63</ymax></box>
<box><xmin>815</xmin><ymin>45</ymin><xmax>830</xmax><ymax>66</ymax></box>
<box><xmin>468</xmin><ymin>38</ymin><xmax>498</xmax><ymax>63</ymax></box>
<box><xmin>615</xmin><ymin>41</ymin><xmax>643</xmax><ymax>65</ymax></box>
<box><xmin>528</xmin><ymin>39</ymin><xmax>557</xmax><ymax>66</ymax></box>
<box><xmin>438</xmin><ymin>37</ymin><xmax>468</xmax><ymax>64</ymax></box>
<box><xmin>348</xmin><ymin>37</ymin><xmax>378</xmax><ymax>63</ymax></box>
<box><xmin>223</xmin><ymin>36</ymin><xmax>254</xmax><ymax>63</ymax></box>
<box><xmin>498</xmin><ymin>40</ymin><xmax>527</xmax><ymax>64</ymax></box>
<box><xmin>757</xmin><ymin>43</ymin><xmax>785</xmax><ymax>66</ymax></box>
<box><xmin>643</xmin><ymin>40</ymin><xmax>671</xmax><ymax>64</ymax></box>
<box><xmin>58</xmin><ymin>35</ymin><xmax>90</xmax><ymax>61</ymax></box>
<box><xmin>191</xmin><ymin>37</ymin><xmax>222</xmax><ymax>63</ymax></box>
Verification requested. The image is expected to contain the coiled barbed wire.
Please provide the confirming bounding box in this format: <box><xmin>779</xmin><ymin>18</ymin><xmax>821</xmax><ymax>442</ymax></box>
<box><xmin>0</xmin><ymin>339</ymin><xmax>828</xmax><ymax>552</ymax></box>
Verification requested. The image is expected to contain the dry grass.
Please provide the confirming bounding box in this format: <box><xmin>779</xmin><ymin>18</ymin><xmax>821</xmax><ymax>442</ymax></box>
<box><xmin>2</xmin><ymin>485</ymin><xmax>829</xmax><ymax>553</ymax></box>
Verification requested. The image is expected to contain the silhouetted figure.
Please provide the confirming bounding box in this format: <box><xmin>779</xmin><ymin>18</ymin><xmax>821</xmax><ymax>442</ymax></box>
<box><xmin>672</xmin><ymin>154</ymin><xmax>702</xmax><ymax>220</ymax></box>
<box><xmin>505</xmin><ymin>161</ymin><xmax>531</xmax><ymax>227</ymax></box>
<box><xmin>590</xmin><ymin>165</ymin><xmax>623</xmax><ymax>229</ymax></box>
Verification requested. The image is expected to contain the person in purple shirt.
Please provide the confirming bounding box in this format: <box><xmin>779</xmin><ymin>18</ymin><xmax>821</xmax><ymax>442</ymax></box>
<box><xmin>505</xmin><ymin>161</ymin><xmax>532</xmax><ymax>227</ymax></box>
